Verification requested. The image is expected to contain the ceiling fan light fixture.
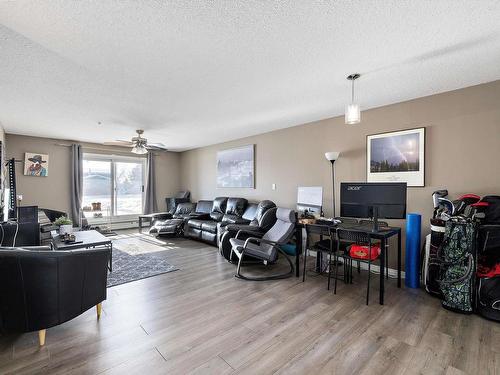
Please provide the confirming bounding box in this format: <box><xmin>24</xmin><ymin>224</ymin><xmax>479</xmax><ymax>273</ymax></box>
<box><xmin>131</xmin><ymin>144</ymin><xmax>148</xmax><ymax>154</ymax></box>
<box><xmin>345</xmin><ymin>73</ymin><xmax>361</xmax><ymax>125</ymax></box>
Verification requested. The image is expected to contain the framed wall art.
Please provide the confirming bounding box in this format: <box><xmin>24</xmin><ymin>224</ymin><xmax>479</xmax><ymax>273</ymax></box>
<box><xmin>367</xmin><ymin>127</ymin><xmax>425</xmax><ymax>187</ymax></box>
<box><xmin>216</xmin><ymin>145</ymin><xmax>254</xmax><ymax>188</ymax></box>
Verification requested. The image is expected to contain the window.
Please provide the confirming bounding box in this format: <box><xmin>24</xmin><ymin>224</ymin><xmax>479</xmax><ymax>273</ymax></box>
<box><xmin>82</xmin><ymin>154</ymin><xmax>145</xmax><ymax>218</ymax></box>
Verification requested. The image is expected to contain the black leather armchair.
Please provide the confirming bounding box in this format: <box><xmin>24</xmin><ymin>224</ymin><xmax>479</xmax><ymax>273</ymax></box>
<box><xmin>0</xmin><ymin>246</ymin><xmax>110</xmax><ymax>346</ymax></box>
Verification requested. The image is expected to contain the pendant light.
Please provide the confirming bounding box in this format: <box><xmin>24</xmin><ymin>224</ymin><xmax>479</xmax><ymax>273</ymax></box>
<box><xmin>345</xmin><ymin>73</ymin><xmax>361</xmax><ymax>124</ymax></box>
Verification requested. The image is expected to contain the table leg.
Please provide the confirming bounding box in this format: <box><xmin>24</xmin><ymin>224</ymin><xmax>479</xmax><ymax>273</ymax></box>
<box><xmin>379</xmin><ymin>237</ymin><xmax>386</xmax><ymax>305</ymax></box>
<box><xmin>295</xmin><ymin>227</ymin><xmax>302</xmax><ymax>278</ymax></box>
<box><xmin>109</xmin><ymin>243</ymin><xmax>113</xmax><ymax>272</ymax></box>
<box><xmin>397</xmin><ymin>230</ymin><xmax>401</xmax><ymax>288</ymax></box>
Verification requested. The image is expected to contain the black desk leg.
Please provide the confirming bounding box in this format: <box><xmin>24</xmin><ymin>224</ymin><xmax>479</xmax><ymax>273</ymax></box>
<box><xmin>302</xmin><ymin>230</ymin><xmax>308</xmax><ymax>282</ymax></box>
<box><xmin>397</xmin><ymin>230</ymin><xmax>401</xmax><ymax>288</ymax></box>
<box><xmin>109</xmin><ymin>243</ymin><xmax>113</xmax><ymax>272</ymax></box>
<box><xmin>379</xmin><ymin>237</ymin><xmax>385</xmax><ymax>305</ymax></box>
<box><xmin>295</xmin><ymin>227</ymin><xmax>302</xmax><ymax>278</ymax></box>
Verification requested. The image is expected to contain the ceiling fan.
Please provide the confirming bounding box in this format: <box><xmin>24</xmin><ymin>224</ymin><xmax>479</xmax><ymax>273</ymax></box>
<box><xmin>104</xmin><ymin>129</ymin><xmax>168</xmax><ymax>154</ymax></box>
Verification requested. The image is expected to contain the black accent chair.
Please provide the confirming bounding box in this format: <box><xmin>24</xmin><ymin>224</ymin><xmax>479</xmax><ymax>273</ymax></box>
<box><xmin>219</xmin><ymin>200</ymin><xmax>277</xmax><ymax>261</ymax></box>
<box><xmin>229</xmin><ymin>208</ymin><xmax>296</xmax><ymax>280</ymax></box>
<box><xmin>0</xmin><ymin>247</ymin><xmax>110</xmax><ymax>346</ymax></box>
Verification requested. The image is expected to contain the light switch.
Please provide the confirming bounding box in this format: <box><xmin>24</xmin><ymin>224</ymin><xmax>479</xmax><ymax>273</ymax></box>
<box><xmin>272</xmin><ymin>184</ymin><xmax>276</xmax><ymax>190</ymax></box>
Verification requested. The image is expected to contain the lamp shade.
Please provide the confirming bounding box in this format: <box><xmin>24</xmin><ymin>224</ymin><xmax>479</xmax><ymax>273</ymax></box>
<box><xmin>131</xmin><ymin>145</ymin><xmax>148</xmax><ymax>154</ymax></box>
<box><xmin>325</xmin><ymin>151</ymin><xmax>340</xmax><ymax>161</ymax></box>
<box><xmin>345</xmin><ymin>103</ymin><xmax>361</xmax><ymax>124</ymax></box>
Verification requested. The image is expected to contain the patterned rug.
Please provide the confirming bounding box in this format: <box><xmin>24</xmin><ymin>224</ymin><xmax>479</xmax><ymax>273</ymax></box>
<box><xmin>107</xmin><ymin>234</ymin><xmax>179</xmax><ymax>287</ymax></box>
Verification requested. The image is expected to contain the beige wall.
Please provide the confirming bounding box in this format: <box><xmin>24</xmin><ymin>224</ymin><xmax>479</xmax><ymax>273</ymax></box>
<box><xmin>180</xmin><ymin>81</ymin><xmax>500</xmax><ymax>265</ymax></box>
<box><xmin>5</xmin><ymin>134</ymin><xmax>181</xmax><ymax>215</ymax></box>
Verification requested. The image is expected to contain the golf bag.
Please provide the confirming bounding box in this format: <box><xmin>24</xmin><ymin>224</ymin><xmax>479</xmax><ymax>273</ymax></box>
<box><xmin>437</xmin><ymin>220</ymin><xmax>477</xmax><ymax>313</ymax></box>
<box><xmin>422</xmin><ymin>218</ymin><xmax>446</xmax><ymax>297</ymax></box>
<box><xmin>480</xmin><ymin>196</ymin><xmax>500</xmax><ymax>224</ymax></box>
<box><xmin>476</xmin><ymin>224</ymin><xmax>500</xmax><ymax>321</ymax></box>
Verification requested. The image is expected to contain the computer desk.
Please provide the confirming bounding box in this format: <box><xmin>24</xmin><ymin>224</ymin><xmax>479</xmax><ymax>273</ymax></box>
<box><xmin>295</xmin><ymin>221</ymin><xmax>402</xmax><ymax>305</ymax></box>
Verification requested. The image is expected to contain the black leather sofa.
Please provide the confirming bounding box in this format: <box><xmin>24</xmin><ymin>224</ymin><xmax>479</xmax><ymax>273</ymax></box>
<box><xmin>184</xmin><ymin>197</ymin><xmax>277</xmax><ymax>247</ymax></box>
<box><xmin>0</xmin><ymin>246</ymin><xmax>110</xmax><ymax>346</ymax></box>
<box><xmin>149</xmin><ymin>202</ymin><xmax>196</xmax><ymax>235</ymax></box>
<box><xmin>185</xmin><ymin>197</ymin><xmax>229</xmax><ymax>244</ymax></box>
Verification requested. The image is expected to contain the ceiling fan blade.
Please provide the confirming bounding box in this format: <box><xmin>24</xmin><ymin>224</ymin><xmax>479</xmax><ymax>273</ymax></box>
<box><xmin>103</xmin><ymin>141</ymin><xmax>134</xmax><ymax>146</ymax></box>
<box><xmin>147</xmin><ymin>142</ymin><xmax>166</xmax><ymax>148</ymax></box>
<box><xmin>146</xmin><ymin>144</ymin><xmax>168</xmax><ymax>151</ymax></box>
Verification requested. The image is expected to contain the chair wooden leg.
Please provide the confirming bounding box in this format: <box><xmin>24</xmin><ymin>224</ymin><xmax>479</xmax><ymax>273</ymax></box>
<box><xmin>96</xmin><ymin>303</ymin><xmax>102</xmax><ymax>319</ymax></box>
<box><xmin>38</xmin><ymin>329</ymin><xmax>46</xmax><ymax>346</ymax></box>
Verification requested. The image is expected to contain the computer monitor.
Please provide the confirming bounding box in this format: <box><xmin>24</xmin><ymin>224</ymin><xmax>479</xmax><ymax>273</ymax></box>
<box><xmin>340</xmin><ymin>182</ymin><xmax>407</xmax><ymax>229</ymax></box>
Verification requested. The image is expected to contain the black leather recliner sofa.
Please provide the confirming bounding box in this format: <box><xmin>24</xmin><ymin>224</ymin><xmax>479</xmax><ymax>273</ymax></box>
<box><xmin>185</xmin><ymin>197</ymin><xmax>229</xmax><ymax>244</ymax></box>
<box><xmin>184</xmin><ymin>197</ymin><xmax>277</xmax><ymax>247</ymax></box>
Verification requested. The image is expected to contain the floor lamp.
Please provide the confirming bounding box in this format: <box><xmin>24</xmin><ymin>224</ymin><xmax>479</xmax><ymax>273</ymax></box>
<box><xmin>325</xmin><ymin>152</ymin><xmax>340</xmax><ymax>218</ymax></box>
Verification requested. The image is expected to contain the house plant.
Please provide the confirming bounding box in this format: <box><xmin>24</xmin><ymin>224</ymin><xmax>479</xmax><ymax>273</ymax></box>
<box><xmin>54</xmin><ymin>216</ymin><xmax>73</xmax><ymax>235</ymax></box>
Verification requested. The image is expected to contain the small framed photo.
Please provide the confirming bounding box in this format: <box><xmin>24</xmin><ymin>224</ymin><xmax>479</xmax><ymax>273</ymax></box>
<box><xmin>24</xmin><ymin>153</ymin><xmax>49</xmax><ymax>177</ymax></box>
<box><xmin>367</xmin><ymin>127</ymin><xmax>425</xmax><ymax>187</ymax></box>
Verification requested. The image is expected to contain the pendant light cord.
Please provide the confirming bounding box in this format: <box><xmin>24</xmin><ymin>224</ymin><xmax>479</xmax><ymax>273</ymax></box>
<box><xmin>351</xmin><ymin>78</ymin><xmax>355</xmax><ymax>103</ymax></box>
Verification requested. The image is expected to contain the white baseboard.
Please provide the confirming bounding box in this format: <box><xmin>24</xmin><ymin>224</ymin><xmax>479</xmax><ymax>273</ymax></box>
<box><xmin>89</xmin><ymin>220</ymin><xmax>140</xmax><ymax>231</ymax></box>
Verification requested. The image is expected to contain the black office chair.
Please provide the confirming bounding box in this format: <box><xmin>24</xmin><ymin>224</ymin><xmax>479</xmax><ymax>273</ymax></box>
<box><xmin>302</xmin><ymin>224</ymin><xmax>331</xmax><ymax>282</ymax></box>
<box><xmin>333</xmin><ymin>227</ymin><xmax>382</xmax><ymax>305</ymax></box>
<box><xmin>358</xmin><ymin>219</ymin><xmax>389</xmax><ymax>279</ymax></box>
<box><xmin>302</xmin><ymin>223</ymin><xmax>353</xmax><ymax>290</ymax></box>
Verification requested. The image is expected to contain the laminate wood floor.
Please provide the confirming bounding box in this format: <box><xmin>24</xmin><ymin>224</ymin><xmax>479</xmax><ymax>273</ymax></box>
<box><xmin>1</xmin><ymin>233</ymin><xmax>499</xmax><ymax>375</ymax></box>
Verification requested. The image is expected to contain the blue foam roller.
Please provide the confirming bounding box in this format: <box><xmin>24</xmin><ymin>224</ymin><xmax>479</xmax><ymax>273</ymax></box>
<box><xmin>405</xmin><ymin>213</ymin><xmax>421</xmax><ymax>288</ymax></box>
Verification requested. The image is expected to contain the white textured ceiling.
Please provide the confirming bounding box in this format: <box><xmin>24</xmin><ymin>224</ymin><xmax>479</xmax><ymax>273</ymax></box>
<box><xmin>1</xmin><ymin>1</ymin><xmax>500</xmax><ymax>151</ymax></box>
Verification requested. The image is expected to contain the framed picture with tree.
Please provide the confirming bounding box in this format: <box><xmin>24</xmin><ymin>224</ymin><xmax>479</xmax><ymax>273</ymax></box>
<box><xmin>366</xmin><ymin>127</ymin><xmax>425</xmax><ymax>187</ymax></box>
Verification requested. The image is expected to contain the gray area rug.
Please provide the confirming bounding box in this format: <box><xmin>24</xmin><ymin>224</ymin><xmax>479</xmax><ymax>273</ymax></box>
<box><xmin>107</xmin><ymin>234</ymin><xmax>178</xmax><ymax>287</ymax></box>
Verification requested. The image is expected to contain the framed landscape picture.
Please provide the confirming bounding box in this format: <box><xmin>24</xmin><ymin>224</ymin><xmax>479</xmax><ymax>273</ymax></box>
<box><xmin>366</xmin><ymin>127</ymin><xmax>425</xmax><ymax>187</ymax></box>
<box><xmin>217</xmin><ymin>145</ymin><xmax>255</xmax><ymax>188</ymax></box>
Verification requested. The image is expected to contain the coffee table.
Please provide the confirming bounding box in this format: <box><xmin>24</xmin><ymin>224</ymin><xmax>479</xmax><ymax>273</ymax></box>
<box><xmin>51</xmin><ymin>230</ymin><xmax>113</xmax><ymax>272</ymax></box>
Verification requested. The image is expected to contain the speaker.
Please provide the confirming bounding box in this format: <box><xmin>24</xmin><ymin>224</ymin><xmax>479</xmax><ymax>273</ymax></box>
<box><xmin>17</xmin><ymin>206</ymin><xmax>39</xmax><ymax>224</ymax></box>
